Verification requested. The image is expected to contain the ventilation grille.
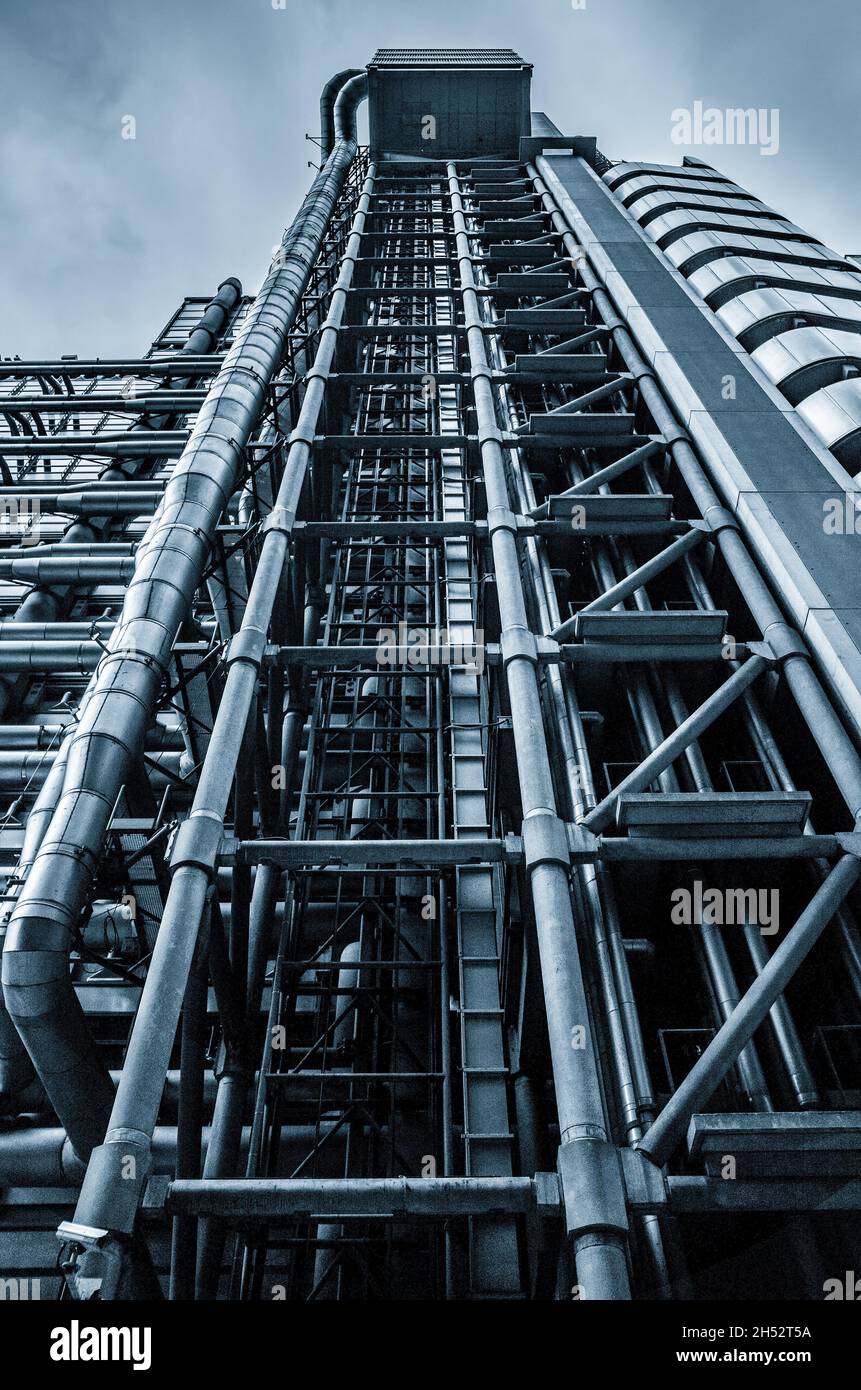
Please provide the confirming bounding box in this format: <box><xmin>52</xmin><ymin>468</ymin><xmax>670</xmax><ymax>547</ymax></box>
<box><xmin>370</xmin><ymin>48</ymin><xmax>527</xmax><ymax>68</ymax></box>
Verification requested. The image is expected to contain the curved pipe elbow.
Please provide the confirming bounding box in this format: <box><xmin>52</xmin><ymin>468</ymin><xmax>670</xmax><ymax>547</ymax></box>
<box><xmin>320</xmin><ymin>68</ymin><xmax>364</xmax><ymax>158</ymax></box>
<box><xmin>333</xmin><ymin>73</ymin><xmax>368</xmax><ymax>148</ymax></box>
<box><xmin>2</xmin><ymin>921</ymin><xmax>115</xmax><ymax>1160</ymax></box>
<box><xmin>0</xmin><ymin>1002</ymin><xmax>36</xmax><ymax>1105</ymax></box>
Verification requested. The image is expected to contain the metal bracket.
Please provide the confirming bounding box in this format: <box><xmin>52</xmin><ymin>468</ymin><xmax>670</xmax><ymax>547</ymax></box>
<box><xmin>762</xmin><ymin>622</ymin><xmax>809</xmax><ymax>664</ymax></box>
<box><xmin>168</xmin><ymin>810</ymin><xmax>225</xmax><ymax>876</ymax></box>
<box><xmin>224</xmin><ymin>627</ymin><xmax>267</xmax><ymax>668</ymax></box>
<box><xmin>522</xmin><ymin>812</ymin><xmax>573</xmax><ymax>871</ymax></box>
<box><xmin>500</xmin><ymin>625</ymin><xmax>539</xmax><ymax>667</ymax></box>
<box><xmin>619</xmin><ymin>1145</ymin><xmax>666</xmax><ymax>1213</ymax></box>
<box><xmin>565</xmin><ymin>821</ymin><xmax>599</xmax><ymax>861</ymax></box>
<box><xmin>261</xmin><ymin>505</ymin><xmax>296</xmax><ymax>536</ymax></box>
<box><xmin>557</xmin><ymin>1138</ymin><xmax>629</xmax><ymax>1236</ymax></box>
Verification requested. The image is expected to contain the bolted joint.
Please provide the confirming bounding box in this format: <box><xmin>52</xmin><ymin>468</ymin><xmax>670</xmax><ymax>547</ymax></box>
<box><xmin>57</xmin><ymin>1225</ymin><xmax>129</xmax><ymax>1301</ymax></box>
<box><xmin>500</xmin><ymin>625</ymin><xmax>538</xmax><ymax>668</ymax></box>
<box><xmin>557</xmin><ymin>1138</ymin><xmax>629</xmax><ymax>1238</ymax></box>
<box><xmin>521</xmin><ymin>811</ymin><xmax>571</xmax><ymax>870</ymax></box>
<box><xmin>168</xmin><ymin>811</ymin><xmax>224</xmax><ymax>877</ymax></box>
<box><xmin>224</xmin><ymin>627</ymin><xmax>267</xmax><ymax>669</ymax></box>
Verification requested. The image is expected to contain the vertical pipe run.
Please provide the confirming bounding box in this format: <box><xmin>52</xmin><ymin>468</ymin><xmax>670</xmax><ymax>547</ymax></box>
<box><xmin>70</xmin><ymin>146</ymin><xmax>373</xmax><ymax>1275</ymax></box>
<box><xmin>446</xmin><ymin>163</ymin><xmax>630</xmax><ymax>1299</ymax></box>
<box><xmin>3</xmin><ymin>91</ymin><xmax>367</xmax><ymax>1164</ymax></box>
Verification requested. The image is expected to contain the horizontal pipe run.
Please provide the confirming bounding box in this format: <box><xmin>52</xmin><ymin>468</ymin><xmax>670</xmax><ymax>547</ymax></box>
<box><xmin>3</xmin><ymin>543</ymin><xmax>134</xmax><ymax>555</ymax></box>
<box><xmin>1</xmin><ymin>392</ymin><xmax>207</xmax><ymax>413</ymax></box>
<box><xmin>163</xmin><ymin>1176</ymin><xmax>541</xmax><ymax>1220</ymax></box>
<box><xmin>0</xmin><ymin>357</ymin><xmax>224</xmax><ymax>377</ymax></box>
<box><xmin>4</xmin><ymin>492</ymin><xmax>162</xmax><ymax>517</ymax></box>
<box><xmin>0</xmin><ymin>642</ymin><xmax>102</xmax><ymax>673</ymax></box>
<box><xmin>0</xmin><ymin>481</ymin><xmax>168</xmax><ymax>497</ymax></box>
<box><xmin>0</xmin><ymin>438</ymin><xmax>188</xmax><ymax>458</ymax></box>
<box><xmin>0</xmin><ymin>749</ymin><xmax>182</xmax><ymax>789</ymax></box>
<box><xmin>0</xmin><ymin>622</ymin><xmax>115</xmax><ymax>640</ymax></box>
<box><xmin>0</xmin><ymin>558</ymin><xmax>136</xmax><ymax>584</ymax></box>
<box><xmin>0</xmin><ymin>1123</ymin><xmax>344</xmax><ymax>1188</ymax></box>
<box><xmin>231</xmin><ymin>837</ymin><xmax>513</xmax><ymax>867</ymax></box>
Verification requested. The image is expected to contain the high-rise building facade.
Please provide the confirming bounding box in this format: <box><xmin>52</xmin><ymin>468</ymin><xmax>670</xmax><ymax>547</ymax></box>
<box><xmin>1</xmin><ymin>49</ymin><xmax>860</xmax><ymax>1302</ymax></box>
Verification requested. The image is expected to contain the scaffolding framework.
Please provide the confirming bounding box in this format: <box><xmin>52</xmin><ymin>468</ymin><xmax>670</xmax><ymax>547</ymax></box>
<box><xmin>1</xmin><ymin>53</ymin><xmax>861</xmax><ymax>1302</ymax></box>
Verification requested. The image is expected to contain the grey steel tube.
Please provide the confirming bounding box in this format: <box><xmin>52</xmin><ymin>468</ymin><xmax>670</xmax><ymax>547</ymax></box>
<box><xmin>743</xmin><ymin>925</ymin><xmax>819</xmax><ymax>1108</ymax></box>
<box><xmin>66</xmin><ymin>73</ymin><xmax>369</xmax><ymax>1248</ymax></box>
<box><xmin>195</xmin><ymin>164</ymin><xmax>374</xmax><ymax>1300</ymax></box>
<box><xmin>0</xmin><ymin>748</ymin><xmax>181</xmax><ymax>789</ymax></box>
<box><xmin>168</xmin><ymin>1176</ymin><xmax>537</xmax><ymax>1220</ymax></box>
<box><xmin>333</xmin><ymin>72</ymin><xmax>368</xmax><ymax>145</ymax></box>
<box><xmin>447</xmin><ymin>164</ymin><xmax>630</xmax><ymax>1299</ymax></box>
<box><xmin>481</xmin><ymin>230</ymin><xmax>658</xmax><ymax>1170</ymax></box>
<box><xmin>0</xmin><ymin>669</ymin><xmax>101</xmax><ymax>1108</ymax></box>
<box><xmin>0</xmin><ymin>1123</ymin><xmax>347</xmax><ymax>1187</ymax></box>
<box><xmin>320</xmin><ymin>68</ymin><xmax>363</xmax><ymax>158</ymax></box>
<box><xmin>2</xmin><ymin>88</ymin><xmax>366</xmax><ymax>1162</ymax></box>
<box><xmin>638</xmin><ymin>855</ymin><xmax>861</xmax><ymax>1166</ymax></box>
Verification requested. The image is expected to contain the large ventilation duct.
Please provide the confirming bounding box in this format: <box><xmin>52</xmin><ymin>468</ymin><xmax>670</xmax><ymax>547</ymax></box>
<box><xmin>320</xmin><ymin>67</ymin><xmax>364</xmax><ymax>158</ymax></box>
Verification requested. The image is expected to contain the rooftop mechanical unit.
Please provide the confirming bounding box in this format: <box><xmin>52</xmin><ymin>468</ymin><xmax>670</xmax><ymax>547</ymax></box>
<box><xmin>367</xmin><ymin>47</ymin><xmax>532</xmax><ymax>160</ymax></box>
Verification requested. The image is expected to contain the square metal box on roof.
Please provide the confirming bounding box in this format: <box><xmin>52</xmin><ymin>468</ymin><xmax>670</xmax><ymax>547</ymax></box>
<box><xmin>367</xmin><ymin>48</ymin><xmax>533</xmax><ymax>160</ymax></box>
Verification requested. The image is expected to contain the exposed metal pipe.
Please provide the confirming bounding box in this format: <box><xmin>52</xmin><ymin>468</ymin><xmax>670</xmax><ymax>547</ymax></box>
<box><xmin>167</xmin><ymin>1176</ymin><xmax>539</xmax><ymax>1220</ymax></box>
<box><xmin>194</xmin><ymin>156</ymin><xmax>375</xmax><ymax>1303</ymax></box>
<box><xmin>320</xmin><ymin>68</ymin><xmax>364</xmax><ymax>158</ymax></box>
<box><xmin>333</xmin><ymin>72</ymin><xmax>368</xmax><ymax>145</ymax></box>
<box><xmin>447</xmin><ymin>163</ymin><xmax>631</xmax><ymax>1300</ymax></box>
<box><xmin>58</xmin><ymin>74</ymin><xmax>369</xmax><ymax>1296</ymax></box>
<box><xmin>0</xmin><ymin>1123</ymin><xmax>350</xmax><ymax>1187</ymax></box>
<box><xmin>2</xmin><ymin>87</ymin><xmax>367</xmax><ymax>1164</ymax></box>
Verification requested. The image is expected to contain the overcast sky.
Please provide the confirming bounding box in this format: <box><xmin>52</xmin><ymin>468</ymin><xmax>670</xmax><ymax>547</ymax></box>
<box><xmin>2</xmin><ymin>0</ymin><xmax>859</xmax><ymax>359</ymax></box>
